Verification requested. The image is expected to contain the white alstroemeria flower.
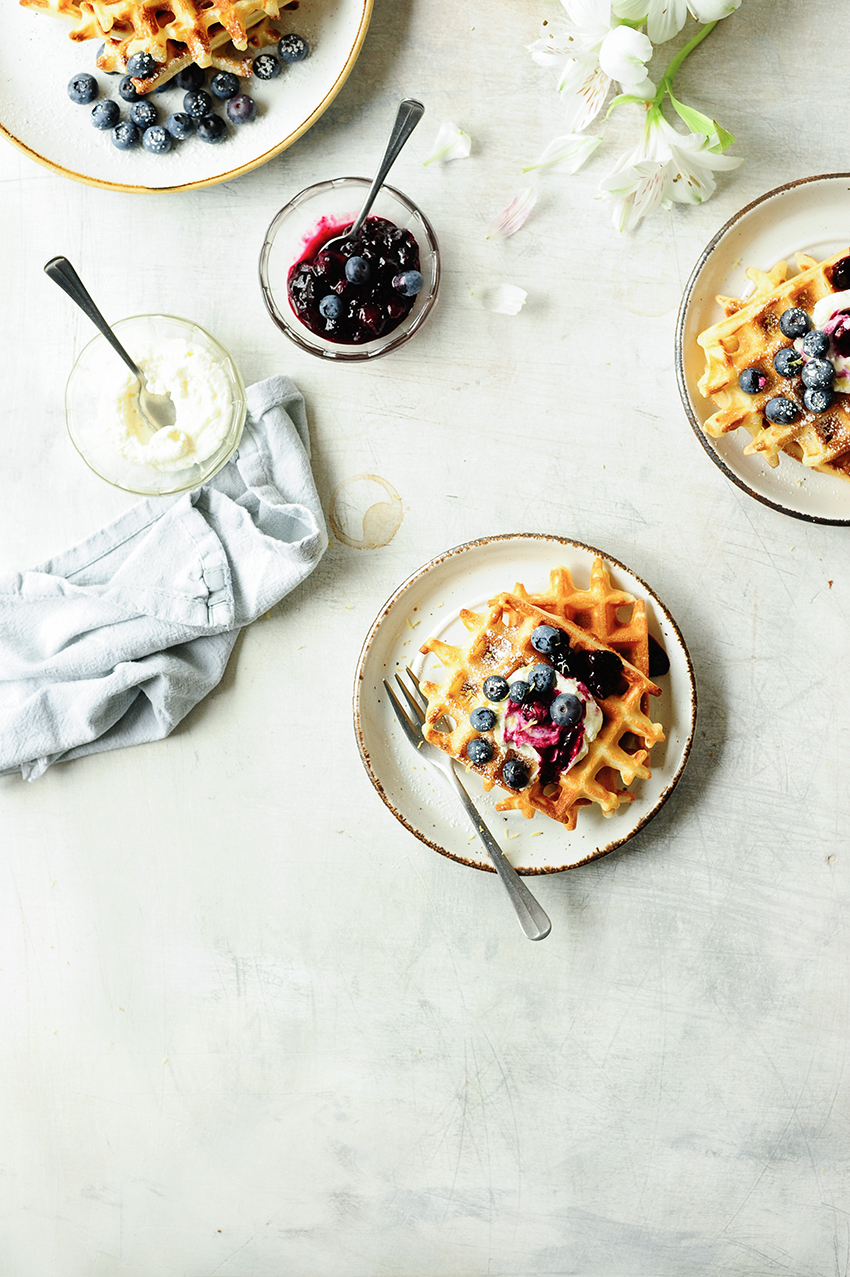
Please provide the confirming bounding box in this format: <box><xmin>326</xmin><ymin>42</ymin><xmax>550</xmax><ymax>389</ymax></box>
<box><xmin>599</xmin><ymin>111</ymin><xmax>742</xmax><ymax>231</ymax></box>
<box><xmin>486</xmin><ymin>188</ymin><xmax>537</xmax><ymax>239</ymax></box>
<box><xmin>613</xmin><ymin>0</ymin><xmax>742</xmax><ymax>45</ymax></box>
<box><xmin>472</xmin><ymin>284</ymin><xmax>528</xmax><ymax>315</ymax></box>
<box><xmin>529</xmin><ymin>0</ymin><xmax>654</xmax><ymax>133</ymax></box>
<box><xmin>522</xmin><ymin>133</ymin><xmax>602</xmax><ymax>175</ymax></box>
<box><xmin>423</xmin><ymin>120</ymin><xmax>472</xmax><ymax>167</ymax></box>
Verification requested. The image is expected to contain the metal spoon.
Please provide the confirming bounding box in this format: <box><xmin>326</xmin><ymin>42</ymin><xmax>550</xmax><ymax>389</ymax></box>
<box><xmin>321</xmin><ymin>98</ymin><xmax>425</xmax><ymax>255</ymax></box>
<box><xmin>44</xmin><ymin>257</ymin><xmax>176</xmax><ymax>434</ymax></box>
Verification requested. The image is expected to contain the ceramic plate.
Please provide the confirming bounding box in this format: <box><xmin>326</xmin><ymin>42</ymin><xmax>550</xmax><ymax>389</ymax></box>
<box><xmin>1</xmin><ymin>0</ymin><xmax>371</xmax><ymax>192</ymax></box>
<box><xmin>354</xmin><ymin>535</ymin><xmax>697</xmax><ymax>875</ymax></box>
<box><xmin>676</xmin><ymin>173</ymin><xmax>850</xmax><ymax>524</ymax></box>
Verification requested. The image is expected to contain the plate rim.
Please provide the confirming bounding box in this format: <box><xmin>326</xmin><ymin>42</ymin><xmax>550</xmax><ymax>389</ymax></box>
<box><xmin>0</xmin><ymin>0</ymin><xmax>373</xmax><ymax>194</ymax></box>
<box><xmin>675</xmin><ymin>170</ymin><xmax>850</xmax><ymax>527</ymax></box>
<box><xmin>352</xmin><ymin>532</ymin><xmax>698</xmax><ymax>876</ymax></box>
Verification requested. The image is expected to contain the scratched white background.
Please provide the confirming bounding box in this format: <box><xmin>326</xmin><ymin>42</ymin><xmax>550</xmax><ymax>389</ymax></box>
<box><xmin>1</xmin><ymin>1</ymin><xmax>849</xmax><ymax>1274</ymax></box>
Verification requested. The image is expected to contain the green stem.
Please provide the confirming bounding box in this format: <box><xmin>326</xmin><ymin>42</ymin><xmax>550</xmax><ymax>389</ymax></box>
<box><xmin>653</xmin><ymin>20</ymin><xmax>717</xmax><ymax>104</ymax></box>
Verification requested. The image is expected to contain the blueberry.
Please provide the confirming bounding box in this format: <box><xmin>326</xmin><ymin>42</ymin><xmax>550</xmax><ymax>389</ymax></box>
<box><xmin>483</xmin><ymin>675</ymin><xmax>509</xmax><ymax>702</ymax></box>
<box><xmin>550</xmin><ymin>693</ymin><xmax>582</xmax><ymax>728</ymax></box>
<box><xmin>118</xmin><ymin>74</ymin><xmax>142</xmax><ymax>102</ymax></box>
<box><xmin>153</xmin><ymin>81</ymin><xmax>171</xmax><ymax>94</ymax></box>
<box><xmin>803</xmin><ymin>385</ymin><xmax>835</xmax><ymax>414</ymax></box>
<box><xmin>210</xmin><ymin>71</ymin><xmax>240</xmax><ymax>99</ymax></box>
<box><xmin>196</xmin><ymin>114</ymin><xmax>227</xmax><ymax>144</ymax></box>
<box><xmin>582</xmin><ymin>650</ymin><xmax>623</xmax><ymax>700</ymax></box>
<box><xmin>319</xmin><ymin>294</ymin><xmax>344</xmax><ymax>320</ymax></box>
<box><xmin>176</xmin><ymin>64</ymin><xmax>205</xmax><ymax>91</ymax></box>
<box><xmin>802</xmin><ymin>329</ymin><xmax>831</xmax><ymax>359</ymax></box>
<box><xmin>392</xmin><ymin>269</ymin><xmax>423</xmax><ymax>297</ymax></box>
<box><xmin>165</xmin><ymin>111</ymin><xmax>194</xmax><ymax>140</ymax></box>
<box><xmin>68</xmin><ymin>72</ymin><xmax>98</xmax><ymax>104</ymax></box>
<box><xmin>130</xmin><ymin>99</ymin><xmax>157</xmax><ymax>128</ymax></box>
<box><xmin>126</xmin><ymin>51</ymin><xmax>156</xmax><ymax>79</ymax></box>
<box><xmin>142</xmin><ymin>124</ymin><xmax>171</xmax><ymax>154</ymax></box>
<box><xmin>470</xmin><ymin>706</ymin><xmax>497</xmax><ymax>732</ymax></box>
<box><xmin>530</xmin><ymin>624</ymin><xmax>562</xmax><ymax>656</ymax></box>
<box><xmin>773</xmin><ymin>346</ymin><xmax>803</xmax><ymax>378</ymax></box>
<box><xmin>278</xmin><ymin>32</ymin><xmax>309</xmax><ymax>61</ymax></box>
<box><xmin>830</xmin><ymin>255</ymin><xmax>850</xmax><ymax>291</ymax></box>
<box><xmin>764</xmin><ymin>396</ymin><xmax>799</xmax><ymax>425</ymax></box>
<box><xmin>466</xmin><ymin>737</ymin><xmax>494</xmax><ymax>765</ymax></box>
<box><xmin>345</xmin><ymin>255</ymin><xmax>371</xmax><ymax>283</ymax></box>
<box><xmin>226</xmin><ymin>94</ymin><xmax>257</xmax><ymax>124</ymax></box>
<box><xmin>253</xmin><ymin>53</ymin><xmax>281</xmax><ymax>80</ymax></box>
<box><xmin>111</xmin><ymin>120</ymin><xmax>140</xmax><ymax>150</ymax></box>
<box><xmin>502</xmin><ymin>759</ymin><xmax>529</xmax><ymax>790</ymax></box>
<box><xmin>183</xmin><ymin>89</ymin><xmax>212</xmax><ymax>119</ymax></box>
<box><xmin>508</xmin><ymin>680</ymin><xmax>531</xmax><ymax>704</ymax></box>
<box><xmin>528</xmin><ymin>664</ymin><xmax>556</xmax><ymax>695</ymax></box>
<box><xmin>779</xmin><ymin>307</ymin><xmax>811</xmax><ymax>339</ymax></box>
<box><xmin>801</xmin><ymin>358</ymin><xmax>835</xmax><ymax>389</ymax></box>
<box><xmin>738</xmin><ymin>367</ymin><xmax>767</xmax><ymax>395</ymax></box>
<box><xmin>91</xmin><ymin>99</ymin><xmax>119</xmax><ymax>129</ymax></box>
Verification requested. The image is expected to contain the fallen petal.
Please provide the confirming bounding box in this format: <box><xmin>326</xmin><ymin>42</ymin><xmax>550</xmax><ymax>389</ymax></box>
<box><xmin>471</xmin><ymin>284</ymin><xmax>528</xmax><ymax>315</ymax></box>
<box><xmin>423</xmin><ymin>120</ymin><xmax>472</xmax><ymax>167</ymax></box>
<box><xmin>485</xmin><ymin>187</ymin><xmax>537</xmax><ymax>239</ymax></box>
<box><xmin>522</xmin><ymin>133</ymin><xmax>602</xmax><ymax>174</ymax></box>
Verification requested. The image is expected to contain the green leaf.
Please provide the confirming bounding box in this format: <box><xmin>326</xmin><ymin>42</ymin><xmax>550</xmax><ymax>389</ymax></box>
<box><xmin>605</xmin><ymin>93</ymin><xmax>650</xmax><ymax>117</ymax></box>
<box><xmin>669</xmin><ymin>92</ymin><xmax>735</xmax><ymax>152</ymax></box>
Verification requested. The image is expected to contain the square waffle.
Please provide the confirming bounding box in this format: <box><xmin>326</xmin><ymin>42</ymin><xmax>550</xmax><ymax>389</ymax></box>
<box><xmin>696</xmin><ymin>247</ymin><xmax>850</xmax><ymax>483</ymax></box>
<box><xmin>419</xmin><ymin>559</ymin><xmax>664</xmax><ymax>831</ymax></box>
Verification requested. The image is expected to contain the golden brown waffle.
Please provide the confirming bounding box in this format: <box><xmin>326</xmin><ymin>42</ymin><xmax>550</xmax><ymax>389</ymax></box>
<box><xmin>419</xmin><ymin>561</ymin><xmax>664</xmax><ymax>832</ymax></box>
<box><xmin>696</xmin><ymin>247</ymin><xmax>850</xmax><ymax>483</ymax></box>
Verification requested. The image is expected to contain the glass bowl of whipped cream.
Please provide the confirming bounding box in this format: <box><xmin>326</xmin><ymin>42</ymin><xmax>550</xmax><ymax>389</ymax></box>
<box><xmin>65</xmin><ymin>314</ymin><xmax>247</xmax><ymax>496</ymax></box>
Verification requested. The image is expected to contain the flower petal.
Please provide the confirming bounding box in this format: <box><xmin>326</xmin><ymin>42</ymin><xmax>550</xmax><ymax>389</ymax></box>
<box><xmin>611</xmin><ymin>0</ymin><xmax>648</xmax><ymax>16</ymax></box>
<box><xmin>645</xmin><ymin>0</ymin><xmax>688</xmax><ymax>43</ymax></box>
<box><xmin>485</xmin><ymin>188</ymin><xmax>537</xmax><ymax>239</ymax></box>
<box><xmin>598</xmin><ymin>25</ymin><xmax>652</xmax><ymax>85</ymax></box>
<box><xmin>422</xmin><ymin>120</ymin><xmax>472</xmax><ymax>166</ymax></box>
<box><xmin>689</xmin><ymin>0</ymin><xmax>741</xmax><ymax>19</ymax></box>
<box><xmin>560</xmin><ymin>62</ymin><xmax>612</xmax><ymax>131</ymax></box>
<box><xmin>522</xmin><ymin>132</ymin><xmax>603</xmax><ymax>174</ymax></box>
<box><xmin>472</xmin><ymin>283</ymin><xmax>528</xmax><ymax>315</ymax></box>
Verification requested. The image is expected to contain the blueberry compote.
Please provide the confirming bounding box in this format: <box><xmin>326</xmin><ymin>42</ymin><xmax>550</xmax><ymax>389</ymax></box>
<box><xmin>287</xmin><ymin>215</ymin><xmax>422</xmax><ymax>344</ymax></box>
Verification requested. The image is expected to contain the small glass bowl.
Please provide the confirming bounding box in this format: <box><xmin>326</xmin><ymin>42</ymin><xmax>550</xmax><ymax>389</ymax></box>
<box><xmin>65</xmin><ymin>314</ymin><xmax>246</xmax><ymax>496</ymax></box>
<box><xmin>259</xmin><ymin>176</ymin><xmax>440</xmax><ymax>360</ymax></box>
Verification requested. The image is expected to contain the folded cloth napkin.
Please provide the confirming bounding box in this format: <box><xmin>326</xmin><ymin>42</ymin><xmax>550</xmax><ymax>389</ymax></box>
<box><xmin>0</xmin><ymin>375</ymin><xmax>327</xmax><ymax>781</ymax></box>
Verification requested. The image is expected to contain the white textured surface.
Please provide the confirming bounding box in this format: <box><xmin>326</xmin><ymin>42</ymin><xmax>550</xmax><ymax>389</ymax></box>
<box><xmin>1</xmin><ymin>2</ymin><xmax>849</xmax><ymax>1274</ymax></box>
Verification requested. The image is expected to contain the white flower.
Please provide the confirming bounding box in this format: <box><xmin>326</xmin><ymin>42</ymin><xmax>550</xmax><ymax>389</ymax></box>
<box><xmin>599</xmin><ymin>110</ymin><xmax>742</xmax><ymax>231</ymax></box>
<box><xmin>423</xmin><ymin>120</ymin><xmax>472</xmax><ymax>166</ymax></box>
<box><xmin>486</xmin><ymin>188</ymin><xmax>537</xmax><ymax>239</ymax></box>
<box><xmin>471</xmin><ymin>284</ymin><xmax>528</xmax><ymax>315</ymax></box>
<box><xmin>529</xmin><ymin>0</ymin><xmax>654</xmax><ymax>133</ymax></box>
<box><xmin>612</xmin><ymin>0</ymin><xmax>742</xmax><ymax>45</ymax></box>
<box><xmin>522</xmin><ymin>133</ymin><xmax>602</xmax><ymax>175</ymax></box>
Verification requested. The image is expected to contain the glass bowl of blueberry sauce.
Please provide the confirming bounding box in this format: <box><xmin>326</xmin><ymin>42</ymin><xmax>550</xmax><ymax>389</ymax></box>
<box><xmin>259</xmin><ymin>176</ymin><xmax>440</xmax><ymax>360</ymax></box>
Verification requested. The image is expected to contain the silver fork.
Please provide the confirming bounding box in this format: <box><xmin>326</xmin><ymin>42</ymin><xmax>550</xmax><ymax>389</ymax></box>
<box><xmin>383</xmin><ymin>669</ymin><xmax>552</xmax><ymax>941</ymax></box>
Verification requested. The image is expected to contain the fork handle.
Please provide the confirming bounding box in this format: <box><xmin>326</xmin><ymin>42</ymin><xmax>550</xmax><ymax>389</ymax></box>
<box><xmin>446</xmin><ymin>767</ymin><xmax>552</xmax><ymax>941</ymax></box>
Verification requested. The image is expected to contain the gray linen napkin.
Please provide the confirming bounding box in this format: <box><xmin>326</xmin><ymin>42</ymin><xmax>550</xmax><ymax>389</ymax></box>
<box><xmin>0</xmin><ymin>375</ymin><xmax>327</xmax><ymax>780</ymax></box>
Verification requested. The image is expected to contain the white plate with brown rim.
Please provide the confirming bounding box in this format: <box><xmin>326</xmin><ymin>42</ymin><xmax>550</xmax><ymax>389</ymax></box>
<box><xmin>353</xmin><ymin>534</ymin><xmax>697</xmax><ymax>875</ymax></box>
<box><xmin>1</xmin><ymin>0</ymin><xmax>372</xmax><ymax>192</ymax></box>
<box><xmin>676</xmin><ymin>172</ymin><xmax>850</xmax><ymax>525</ymax></box>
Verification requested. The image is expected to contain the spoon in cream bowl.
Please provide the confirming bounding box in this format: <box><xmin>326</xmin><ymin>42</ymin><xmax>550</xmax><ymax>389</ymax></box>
<box><xmin>45</xmin><ymin>256</ymin><xmax>177</xmax><ymax>435</ymax></box>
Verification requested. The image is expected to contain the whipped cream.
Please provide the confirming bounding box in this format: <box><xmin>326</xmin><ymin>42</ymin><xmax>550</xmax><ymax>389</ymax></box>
<box><xmin>804</xmin><ymin>290</ymin><xmax>850</xmax><ymax>392</ymax></box>
<box><xmin>102</xmin><ymin>337</ymin><xmax>232</xmax><ymax>472</ymax></box>
<box><xmin>481</xmin><ymin>664</ymin><xmax>603</xmax><ymax>783</ymax></box>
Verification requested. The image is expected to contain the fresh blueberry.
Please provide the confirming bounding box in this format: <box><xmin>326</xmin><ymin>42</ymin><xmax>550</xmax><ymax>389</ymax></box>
<box><xmin>483</xmin><ymin>675</ymin><xmax>509</xmax><ymax>702</ymax></box>
<box><xmin>142</xmin><ymin>124</ymin><xmax>171</xmax><ymax>153</ymax></box>
<box><xmin>111</xmin><ymin>120</ymin><xmax>140</xmax><ymax>150</ymax></box>
<box><xmin>530</xmin><ymin>624</ymin><xmax>562</xmax><ymax>656</ymax></box>
<box><xmin>470</xmin><ymin>706</ymin><xmax>497</xmax><ymax>732</ymax></box>
<box><xmin>801</xmin><ymin>358</ymin><xmax>836</xmax><ymax>389</ymax></box>
<box><xmin>176</xmin><ymin>64</ymin><xmax>205</xmax><ymax>91</ymax></box>
<box><xmin>550</xmin><ymin>693</ymin><xmax>582</xmax><ymax>728</ymax></box>
<box><xmin>278</xmin><ymin>32</ymin><xmax>309</xmax><ymax>61</ymax></box>
<box><xmin>253</xmin><ymin>53</ymin><xmax>281</xmax><ymax>80</ymax></box>
<box><xmin>183</xmin><ymin>89</ymin><xmax>212</xmax><ymax>119</ymax></box>
<box><xmin>226</xmin><ymin>94</ymin><xmax>256</xmax><ymax>124</ymax></box>
<box><xmin>165</xmin><ymin>111</ymin><xmax>194</xmax><ymax>140</ymax></box>
<box><xmin>830</xmin><ymin>256</ymin><xmax>850</xmax><ymax>291</ymax></box>
<box><xmin>508</xmin><ymin>680</ymin><xmax>532</xmax><ymax>704</ymax></box>
<box><xmin>68</xmin><ymin>72</ymin><xmax>98</xmax><ymax>104</ymax></box>
<box><xmin>118</xmin><ymin>74</ymin><xmax>142</xmax><ymax>102</ymax></box>
<box><xmin>803</xmin><ymin>385</ymin><xmax>835</xmax><ymax>413</ymax></box>
<box><xmin>345</xmin><ymin>255</ymin><xmax>371</xmax><ymax>283</ymax></box>
<box><xmin>319</xmin><ymin>294</ymin><xmax>344</xmax><ymax>320</ymax></box>
<box><xmin>130</xmin><ymin>99</ymin><xmax>157</xmax><ymax>128</ymax></box>
<box><xmin>210</xmin><ymin>71</ymin><xmax>240</xmax><ymax>99</ymax></box>
<box><xmin>802</xmin><ymin>329</ymin><xmax>831</xmax><ymax>359</ymax></box>
<box><xmin>466</xmin><ymin>737</ymin><xmax>494</xmax><ymax>765</ymax></box>
<box><xmin>528</xmin><ymin>664</ymin><xmax>556</xmax><ymax>695</ymax></box>
<box><xmin>764</xmin><ymin>396</ymin><xmax>799</xmax><ymax>425</ymax></box>
<box><xmin>501</xmin><ymin>759</ymin><xmax>529</xmax><ymax>790</ymax></box>
<box><xmin>773</xmin><ymin>346</ymin><xmax>803</xmax><ymax>378</ymax></box>
<box><xmin>126</xmin><ymin>51</ymin><xmax>156</xmax><ymax>79</ymax></box>
<box><xmin>738</xmin><ymin>367</ymin><xmax>767</xmax><ymax>395</ymax></box>
<box><xmin>779</xmin><ymin>307</ymin><xmax>811</xmax><ymax>339</ymax></box>
<box><xmin>392</xmin><ymin>269</ymin><xmax>423</xmax><ymax>297</ymax></box>
<box><xmin>91</xmin><ymin>99</ymin><xmax>119</xmax><ymax>130</ymax></box>
<box><xmin>196</xmin><ymin>114</ymin><xmax>227</xmax><ymax>143</ymax></box>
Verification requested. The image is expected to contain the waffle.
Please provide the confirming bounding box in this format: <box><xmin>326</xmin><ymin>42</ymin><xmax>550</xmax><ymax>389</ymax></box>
<box><xmin>419</xmin><ymin>560</ymin><xmax>665</xmax><ymax>831</ymax></box>
<box><xmin>696</xmin><ymin>247</ymin><xmax>850</xmax><ymax>482</ymax></box>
